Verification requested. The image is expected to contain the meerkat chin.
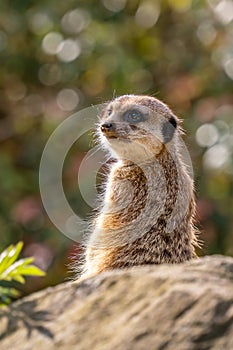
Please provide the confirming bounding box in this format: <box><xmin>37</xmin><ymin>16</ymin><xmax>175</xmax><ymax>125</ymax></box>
<box><xmin>79</xmin><ymin>94</ymin><xmax>199</xmax><ymax>280</ymax></box>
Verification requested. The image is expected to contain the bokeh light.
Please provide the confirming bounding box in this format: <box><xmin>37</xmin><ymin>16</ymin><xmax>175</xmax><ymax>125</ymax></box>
<box><xmin>42</xmin><ymin>32</ymin><xmax>63</xmax><ymax>55</ymax></box>
<box><xmin>203</xmin><ymin>144</ymin><xmax>230</xmax><ymax>170</ymax></box>
<box><xmin>195</xmin><ymin>124</ymin><xmax>219</xmax><ymax>147</ymax></box>
<box><xmin>223</xmin><ymin>58</ymin><xmax>233</xmax><ymax>80</ymax></box>
<box><xmin>27</xmin><ymin>11</ymin><xmax>53</xmax><ymax>35</ymax></box>
<box><xmin>61</xmin><ymin>9</ymin><xmax>90</xmax><ymax>34</ymax></box>
<box><xmin>5</xmin><ymin>80</ymin><xmax>27</xmax><ymax>101</ymax></box>
<box><xmin>38</xmin><ymin>64</ymin><xmax>62</xmax><ymax>86</ymax></box>
<box><xmin>135</xmin><ymin>2</ymin><xmax>160</xmax><ymax>29</ymax></box>
<box><xmin>24</xmin><ymin>94</ymin><xmax>45</xmax><ymax>116</ymax></box>
<box><xmin>56</xmin><ymin>89</ymin><xmax>80</xmax><ymax>111</ymax></box>
<box><xmin>196</xmin><ymin>21</ymin><xmax>217</xmax><ymax>45</ymax></box>
<box><xmin>208</xmin><ymin>0</ymin><xmax>233</xmax><ymax>24</ymax></box>
<box><xmin>102</xmin><ymin>0</ymin><xmax>127</xmax><ymax>12</ymax></box>
<box><xmin>56</xmin><ymin>39</ymin><xmax>81</xmax><ymax>62</ymax></box>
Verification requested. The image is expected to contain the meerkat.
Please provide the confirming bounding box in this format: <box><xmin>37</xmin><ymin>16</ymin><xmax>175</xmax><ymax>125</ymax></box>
<box><xmin>80</xmin><ymin>95</ymin><xmax>198</xmax><ymax>279</ymax></box>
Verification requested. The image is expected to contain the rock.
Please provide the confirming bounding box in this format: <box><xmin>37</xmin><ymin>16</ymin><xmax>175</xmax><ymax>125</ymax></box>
<box><xmin>0</xmin><ymin>255</ymin><xmax>233</xmax><ymax>350</ymax></box>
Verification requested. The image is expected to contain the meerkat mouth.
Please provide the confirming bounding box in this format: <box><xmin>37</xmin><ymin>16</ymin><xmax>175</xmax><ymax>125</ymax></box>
<box><xmin>106</xmin><ymin>134</ymin><xmax>131</xmax><ymax>142</ymax></box>
<box><xmin>103</xmin><ymin>131</ymin><xmax>130</xmax><ymax>141</ymax></box>
<box><xmin>106</xmin><ymin>134</ymin><xmax>118</xmax><ymax>139</ymax></box>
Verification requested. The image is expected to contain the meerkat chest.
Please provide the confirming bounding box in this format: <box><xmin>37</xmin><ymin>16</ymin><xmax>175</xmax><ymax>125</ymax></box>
<box><xmin>109</xmin><ymin>162</ymin><xmax>167</xmax><ymax>207</ymax></box>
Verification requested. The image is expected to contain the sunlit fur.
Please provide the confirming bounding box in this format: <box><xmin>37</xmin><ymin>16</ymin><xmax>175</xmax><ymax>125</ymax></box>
<box><xmin>80</xmin><ymin>95</ymin><xmax>199</xmax><ymax>280</ymax></box>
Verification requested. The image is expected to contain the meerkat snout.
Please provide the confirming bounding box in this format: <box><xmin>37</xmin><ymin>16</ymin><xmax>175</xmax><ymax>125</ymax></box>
<box><xmin>100</xmin><ymin>122</ymin><xmax>114</xmax><ymax>133</ymax></box>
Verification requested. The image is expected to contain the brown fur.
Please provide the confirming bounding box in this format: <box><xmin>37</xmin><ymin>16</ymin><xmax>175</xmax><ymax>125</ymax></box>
<box><xmin>80</xmin><ymin>95</ymin><xmax>198</xmax><ymax>279</ymax></box>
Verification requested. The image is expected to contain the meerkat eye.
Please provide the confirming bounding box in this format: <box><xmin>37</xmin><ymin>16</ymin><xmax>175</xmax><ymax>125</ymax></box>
<box><xmin>106</xmin><ymin>107</ymin><xmax>113</xmax><ymax>116</ymax></box>
<box><xmin>123</xmin><ymin>109</ymin><xmax>146</xmax><ymax>123</ymax></box>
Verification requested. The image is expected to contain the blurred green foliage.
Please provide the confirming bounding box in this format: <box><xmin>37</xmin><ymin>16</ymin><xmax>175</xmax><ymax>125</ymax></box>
<box><xmin>0</xmin><ymin>242</ymin><xmax>45</xmax><ymax>304</ymax></box>
<box><xmin>0</xmin><ymin>0</ymin><xmax>232</xmax><ymax>295</ymax></box>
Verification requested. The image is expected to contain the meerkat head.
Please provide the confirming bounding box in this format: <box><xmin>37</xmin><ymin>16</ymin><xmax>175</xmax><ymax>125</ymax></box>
<box><xmin>98</xmin><ymin>95</ymin><xmax>180</xmax><ymax>162</ymax></box>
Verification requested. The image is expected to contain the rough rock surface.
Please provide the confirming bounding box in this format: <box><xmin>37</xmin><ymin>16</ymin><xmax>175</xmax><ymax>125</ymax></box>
<box><xmin>0</xmin><ymin>255</ymin><xmax>233</xmax><ymax>350</ymax></box>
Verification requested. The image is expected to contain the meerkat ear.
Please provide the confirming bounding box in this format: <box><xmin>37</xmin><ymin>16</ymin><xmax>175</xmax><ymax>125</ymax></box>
<box><xmin>162</xmin><ymin>115</ymin><xmax>178</xmax><ymax>143</ymax></box>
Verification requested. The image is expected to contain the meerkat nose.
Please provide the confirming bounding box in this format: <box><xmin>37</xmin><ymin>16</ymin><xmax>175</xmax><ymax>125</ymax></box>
<box><xmin>100</xmin><ymin>122</ymin><xmax>114</xmax><ymax>133</ymax></box>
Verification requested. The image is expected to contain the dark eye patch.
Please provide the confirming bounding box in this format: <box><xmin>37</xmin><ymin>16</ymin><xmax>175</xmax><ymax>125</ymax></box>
<box><xmin>162</xmin><ymin>115</ymin><xmax>177</xmax><ymax>143</ymax></box>
<box><xmin>123</xmin><ymin>109</ymin><xmax>147</xmax><ymax>124</ymax></box>
<box><xmin>168</xmin><ymin>115</ymin><xmax>177</xmax><ymax>129</ymax></box>
<box><xmin>106</xmin><ymin>107</ymin><xmax>113</xmax><ymax>116</ymax></box>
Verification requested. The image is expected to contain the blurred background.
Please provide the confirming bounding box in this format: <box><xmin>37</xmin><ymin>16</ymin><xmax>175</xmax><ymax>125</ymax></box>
<box><xmin>0</xmin><ymin>0</ymin><xmax>232</xmax><ymax>295</ymax></box>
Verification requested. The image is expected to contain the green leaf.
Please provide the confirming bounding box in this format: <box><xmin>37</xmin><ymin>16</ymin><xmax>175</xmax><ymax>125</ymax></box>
<box><xmin>0</xmin><ymin>242</ymin><xmax>46</xmax><ymax>304</ymax></box>
<box><xmin>0</xmin><ymin>257</ymin><xmax>34</xmax><ymax>281</ymax></box>
<box><xmin>0</xmin><ymin>244</ymin><xmax>13</xmax><ymax>273</ymax></box>
<box><xmin>0</xmin><ymin>295</ymin><xmax>11</xmax><ymax>306</ymax></box>
<box><xmin>0</xmin><ymin>286</ymin><xmax>20</xmax><ymax>298</ymax></box>
<box><xmin>0</xmin><ymin>242</ymin><xmax>23</xmax><ymax>275</ymax></box>
<box><xmin>11</xmin><ymin>274</ymin><xmax>26</xmax><ymax>284</ymax></box>
<box><xmin>1</xmin><ymin>257</ymin><xmax>45</xmax><ymax>282</ymax></box>
<box><xmin>15</xmin><ymin>265</ymin><xmax>46</xmax><ymax>276</ymax></box>
<box><xmin>0</xmin><ymin>286</ymin><xmax>20</xmax><ymax>306</ymax></box>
